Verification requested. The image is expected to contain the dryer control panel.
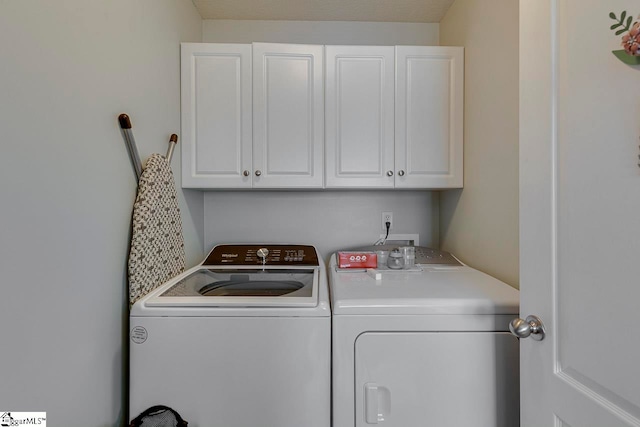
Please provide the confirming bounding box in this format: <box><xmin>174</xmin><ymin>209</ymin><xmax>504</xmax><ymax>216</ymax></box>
<box><xmin>204</xmin><ymin>244</ymin><xmax>319</xmax><ymax>266</ymax></box>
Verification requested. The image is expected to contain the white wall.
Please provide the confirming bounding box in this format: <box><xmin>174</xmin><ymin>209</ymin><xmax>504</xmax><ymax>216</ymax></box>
<box><xmin>204</xmin><ymin>191</ymin><xmax>440</xmax><ymax>259</ymax></box>
<box><xmin>203</xmin><ymin>19</ymin><xmax>439</xmax><ymax>45</ymax></box>
<box><xmin>0</xmin><ymin>1</ymin><xmax>202</xmax><ymax>425</ymax></box>
<box><xmin>438</xmin><ymin>0</ymin><xmax>520</xmax><ymax>287</ymax></box>
<box><xmin>201</xmin><ymin>20</ymin><xmax>440</xmax><ymax>260</ymax></box>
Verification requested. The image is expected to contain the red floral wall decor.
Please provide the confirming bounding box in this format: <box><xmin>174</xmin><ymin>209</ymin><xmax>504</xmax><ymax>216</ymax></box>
<box><xmin>609</xmin><ymin>11</ymin><xmax>640</xmax><ymax>65</ymax></box>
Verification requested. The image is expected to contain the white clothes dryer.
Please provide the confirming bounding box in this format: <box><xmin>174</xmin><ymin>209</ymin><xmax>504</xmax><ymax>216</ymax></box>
<box><xmin>130</xmin><ymin>244</ymin><xmax>330</xmax><ymax>427</ymax></box>
<box><xmin>330</xmin><ymin>249</ymin><xmax>520</xmax><ymax>427</ymax></box>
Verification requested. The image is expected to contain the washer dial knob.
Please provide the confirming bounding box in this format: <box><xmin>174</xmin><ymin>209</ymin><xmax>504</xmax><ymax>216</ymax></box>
<box><xmin>257</xmin><ymin>247</ymin><xmax>269</xmax><ymax>264</ymax></box>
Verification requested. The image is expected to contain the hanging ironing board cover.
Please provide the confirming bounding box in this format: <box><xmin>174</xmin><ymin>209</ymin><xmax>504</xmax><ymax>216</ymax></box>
<box><xmin>128</xmin><ymin>153</ymin><xmax>185</xmax><ymax>307</ymax></box>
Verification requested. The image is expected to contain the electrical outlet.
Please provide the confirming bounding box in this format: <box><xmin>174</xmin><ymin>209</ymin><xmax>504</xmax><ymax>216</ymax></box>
<box><xmin>382</xmin><ymin>212</ymin><xmax>393</xmax><ymax>231</ymax></box>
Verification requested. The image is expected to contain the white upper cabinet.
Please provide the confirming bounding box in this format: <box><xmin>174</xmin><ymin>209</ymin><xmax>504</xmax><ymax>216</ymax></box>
<box><xmin>395</xmin><ymin>46</ymin><xmax>464</xmax><ymax>188</ymax></box>
<box><xmin>325</xmin><ymin>46</ymin><xmax>395</xmax><ymax>188</ymax></box>
<box><xmin>181</xmin><ymin>42</ymin><xmax>323</xmax><ymax>189</ymax></box>
<box><xmin>326</xmin><ymin>45</ymin><xmax>464</xmax><ymax>189</ymax></box>
<box><xmin>252</xmin><ymin>43</ymin><xmax>324</xmax><ymax>188</ymax></box>
<box><xmin>181</xmin><ymin>43</ymin><xmax>462</xmax><ymax>190</ymax></box>
<box><xmin>181</xmin><ymin>43</ymin><xmax>252</xmax><ymax>188</ymax></box>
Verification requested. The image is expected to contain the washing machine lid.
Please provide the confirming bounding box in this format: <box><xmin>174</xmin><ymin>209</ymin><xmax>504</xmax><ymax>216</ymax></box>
<box><xmin>329</xmin><ymin>255</ymin><xmax>519</xmax><ymax>315</ymax></box>
<box><xmin>140</xmin><ymin>244</ymin><xmax>322</xmax><ymax>308</ymax></box>
<box><xmin>142</xmin><ymin>266</ymin><xmax>319</xmax><ymax>307</ymax></box>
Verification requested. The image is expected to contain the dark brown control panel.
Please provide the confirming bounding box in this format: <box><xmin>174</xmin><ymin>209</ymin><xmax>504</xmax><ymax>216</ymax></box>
<box><xmin>203</xmin><ymin>244</ymin><xmax>319</xmax><ymax>266</ymax></box>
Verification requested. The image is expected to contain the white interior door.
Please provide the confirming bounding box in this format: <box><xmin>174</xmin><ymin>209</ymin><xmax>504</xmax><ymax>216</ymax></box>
<box><xmin>519</xmin><ymin>1</ymin><xmax>640</xmax><ymax>426</ymax></box>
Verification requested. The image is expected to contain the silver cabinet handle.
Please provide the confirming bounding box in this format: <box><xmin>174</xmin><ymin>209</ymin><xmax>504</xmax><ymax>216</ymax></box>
<box><xmin>386</xmin><ymin>170</ymin><xmax>393</xmax><ymax>177</ymax></box>
<box><xmin>509</xmin><ymin>315</ymin><xmax>546</xmax><ymax>341</ymax></box>
<box><xmin>243</xmin><ymin>170</ymin><xmax>250</xmax><ymax>177</ymax></box>
<box><xmin>255</xmin><ymin>170</ymin><xmax>262</xmax><ymax>176</ymax></box>
<box><xmin>398</xmin><ymin>170</ymin><xmax>405</xmax><ymax>177</ymax></box>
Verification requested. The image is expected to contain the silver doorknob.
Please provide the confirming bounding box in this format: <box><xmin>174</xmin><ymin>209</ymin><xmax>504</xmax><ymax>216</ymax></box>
<box><xmin>398</xmin><ymin>170</ymin><xmax>405</xmax><ymax>176</ymax></box>
<box><xmin>255</xmin><ymin>170</ymin><xmax>262</xmax><ymax>176</ymax></box>
<box><xmin>243</xmin><ymin>170</ymin><xmax>250</xmax><ymax>177</ymax></box>
<box><xmin>386</xmin><ymin>170</ymin><xmax>394</xmax><ymax>177</ymax></box>
<box><xmin>509</xmin><ymin>315</ymin><xmax>546</xmax><ymax>341</ymax></box>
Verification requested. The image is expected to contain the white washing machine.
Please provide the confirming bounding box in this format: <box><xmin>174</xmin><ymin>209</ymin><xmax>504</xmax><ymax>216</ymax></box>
<box><xmin>330</xmin><ymin>249</ymin><xmax>520</xmax><ymax>427</ymax></box>
<box><xmin>130</xmin><ymin>244</ymin><xmax>331</xmax><ymax>427</ymax></box>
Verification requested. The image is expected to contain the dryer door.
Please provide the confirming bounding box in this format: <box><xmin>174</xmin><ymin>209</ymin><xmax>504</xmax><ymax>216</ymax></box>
<box><xmin>354</xmin><ymin>332</ymin><xmax>519</xmax><ymax>426</ymax></box>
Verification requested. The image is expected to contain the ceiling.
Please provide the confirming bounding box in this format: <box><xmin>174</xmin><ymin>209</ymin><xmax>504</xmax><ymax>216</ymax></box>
<box><xmin>191</xmin><ymin>0</ymin><xmax>456</xmax><ymax>23</ymax></box>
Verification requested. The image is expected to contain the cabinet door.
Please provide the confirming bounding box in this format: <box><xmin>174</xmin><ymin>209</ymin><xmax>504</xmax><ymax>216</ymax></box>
<box><xmin>395</xmin><ymin>46</ymin><xmax>464</xmax><ymax>188</ymax></box>
<box><xmin>325</xmin><ymin>46</ymin><xmax>395</xmax><ymax>188</ymax></box>
<box><xmin>355</xmin><ymin>332</ymin><xmax>519</xmax><ymax>427</ymax></box>
<box><xmin>181</xmin><ymin>43</ymin><xmax>252</xmax><ymax>188</ymax></box>
<box><xmin>252</xmin><ymin>43</ymin><xmax>324</xmax><ymax>188</ymax></box>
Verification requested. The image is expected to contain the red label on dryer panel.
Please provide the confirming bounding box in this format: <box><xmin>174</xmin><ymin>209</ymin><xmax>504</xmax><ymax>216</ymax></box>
<box><xmin>337</xmin><ymin>252</ymin><xmax>377</xmax><ymax>268</ymax></box>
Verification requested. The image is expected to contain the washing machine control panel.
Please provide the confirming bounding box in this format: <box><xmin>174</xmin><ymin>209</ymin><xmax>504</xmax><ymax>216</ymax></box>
<box><xmin>204</xmin><ymin>244</ymin><xmax>319</xmax><ymax>266</ymax></box>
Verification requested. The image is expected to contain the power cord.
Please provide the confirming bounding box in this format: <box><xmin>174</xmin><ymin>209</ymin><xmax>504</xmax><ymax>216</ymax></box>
<box><xmin>373</xmin><ymin>221</ymin><xmax>392</xmax><ymax>245</ymax></box>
